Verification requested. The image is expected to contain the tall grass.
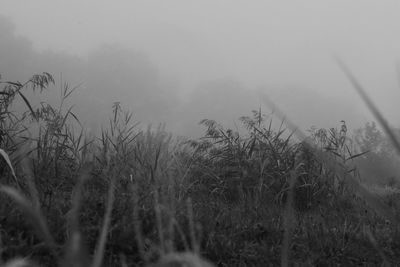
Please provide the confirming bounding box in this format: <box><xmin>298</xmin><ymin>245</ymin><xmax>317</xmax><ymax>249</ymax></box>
<box><xmin>1</xmin><ymin>70</ymin><xmax>400</xmax><ymax>266</ymax></box>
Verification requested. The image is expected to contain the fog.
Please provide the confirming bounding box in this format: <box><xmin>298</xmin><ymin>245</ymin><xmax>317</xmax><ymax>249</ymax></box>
<box><xmin>2</xmin><ymin>1</ymin><xmax>400</xmax><ymax>136</ymax></box>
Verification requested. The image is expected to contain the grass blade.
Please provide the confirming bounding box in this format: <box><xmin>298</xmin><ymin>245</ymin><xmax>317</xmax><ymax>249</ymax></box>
<box><xmin>335</xmin><ymin>56</ymin><xmax>400</xmax><ymax>155</ymax></box>
<box><xmin>281</xmin><ymin>169</ymin><xmax>298</xmax><ymax>267</ymax></box>
<box><xmin>62</xmin><ymin>165</ymin><xmax>92</xmax><ymax>267</ymax></box>
<box><xmin>91</xmin><ymin>177</ymin><xmax>116</xmax><ymax>267</ymax></box>
<box><xmin>0</xmin><ymin>148</ymin><xmax>18</xmax><ymax>184</ymax></box>
<box><xmin>17</xmin><ymin>91</ymin><xmax>37</xmax><ymax>121</ymax></box>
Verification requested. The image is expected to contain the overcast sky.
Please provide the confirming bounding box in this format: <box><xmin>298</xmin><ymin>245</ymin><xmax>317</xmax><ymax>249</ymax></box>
<box><xmin>2</xmin><ymin>0</ymin><xmax>400</xmax><ymax>134</ymax></box>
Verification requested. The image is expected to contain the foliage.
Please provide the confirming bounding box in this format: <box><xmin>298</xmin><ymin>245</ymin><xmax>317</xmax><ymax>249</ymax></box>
<box><xmin>0</xmin><ymin>72</ymin><xmax>399</xmax><ymax>266</ymax></box>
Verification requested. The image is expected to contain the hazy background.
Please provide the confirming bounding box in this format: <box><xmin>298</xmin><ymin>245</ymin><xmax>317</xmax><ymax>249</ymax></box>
<box><xmin>1</xmin><ymin>0</ymin><xmax>400</xmax><ymax>136</ymax></box>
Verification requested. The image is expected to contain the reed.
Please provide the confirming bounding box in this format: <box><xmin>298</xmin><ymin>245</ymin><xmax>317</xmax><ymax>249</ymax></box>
<box><xmin>1</xmin><ymin>69</ymin><xmax>400</xmax><ymax>266</ymax></box>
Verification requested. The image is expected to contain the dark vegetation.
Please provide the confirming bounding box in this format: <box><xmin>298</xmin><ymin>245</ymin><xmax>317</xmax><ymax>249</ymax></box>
<box><xmin>1</xmin><ymin>71</ymin><xmax>400</xmax><ymax>266</ymax></box>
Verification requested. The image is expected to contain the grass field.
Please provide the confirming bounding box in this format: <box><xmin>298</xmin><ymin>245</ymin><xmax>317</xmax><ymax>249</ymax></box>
<box><xmin>1</xmin><ymin>67</ymin><xmax>400</xmax><ymax>266</ymax></box>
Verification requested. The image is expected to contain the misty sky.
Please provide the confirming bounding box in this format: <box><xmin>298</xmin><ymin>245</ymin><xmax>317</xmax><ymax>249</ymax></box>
<box><xmin>2</xmin><ymin>0</ymin><xmax>400</xmax><ymax>135</ymax></box>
